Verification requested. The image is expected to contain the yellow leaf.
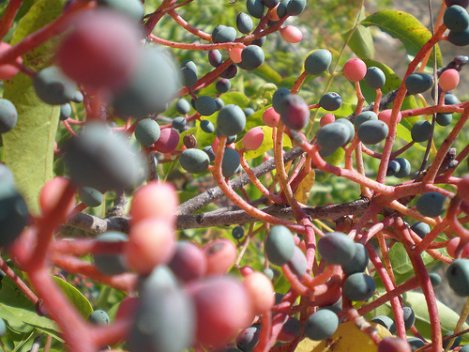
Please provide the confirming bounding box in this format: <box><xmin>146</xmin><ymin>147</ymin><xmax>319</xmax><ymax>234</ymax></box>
<box><xmin>295</xmin><ymin>322</ymin><xmax>392</xmax><ymax>352</ymax></box>
<box><xmin>294</xmin><ymin>169</ymin><xmax>315</xmax><ymax>204</ymax></box>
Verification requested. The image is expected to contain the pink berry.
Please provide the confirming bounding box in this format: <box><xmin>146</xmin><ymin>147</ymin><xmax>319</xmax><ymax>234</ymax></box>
<box><xmin>125</xmin><ymin>219</ymin><xmax>176</xmax><ymax>274</ymax></box>
<box><xmin>243</xmin><ymin>272</ymin><xmax>275</xmax><ymax>314</ymax></box>
<box><xmin>343</xmin><ymin>58</ymin><xmax>367</xmax><ymax>82</ymax></box>
<box><xmin>378</xmin><ymin>109</ymin><xmax>402</xmax><ymax>126</ymax></box>
<box><xmin>39</xmin><ymin>177</ymin><xmax>75</xmax><ymax>216</ymax></box>
<box><xmin>0</xmin><ymin>42</ymin><xmax>22</xmax><ymax>80</ymax></box>
<box><xmin>263</xmin><ymin>107</ymin><xmax>280</xmax><ymax>127</ymax></box>
<box><xmin>56</xmin><ymin>10</ymin><xmax>141</xmax><ymax>90</ymax></box>
<box><xmin>280</xmin><ymin>26</ymin><xmax>303</xmax><ymax>43</ymax></box>
<box><xmin>240</xmin><ymin>266</ymin><xmax>254</xmax><ymax>276</ymax></box>
<box><xmin>168</xmin><ymin>241</ymin><xmax>207</xmax><ymax>282</ymax></box>
<box><xmin>439</xmin><ymin>69</ymin><xmax>460</xmax><ymax>92</ymax></box>
<box><xmin>243</xmin><ymin>127</ymin><xmax>264</xmax><ymax>150</ymax></box>
<box><xmin>320</xmin><ymin>113</ymin><xmax>335</xmax><ymax>126</ymax></box>
<box><xmin>154</xmin><ymin>128</ymin><xmax>180</xmax><ymax>153</ymax></box>
<box><xmin>447</xmin><ymin>237</ymin><xmax>469</xmax><ymax>258</ymax></box>
<box><xmin>378</xmin><ymin>337</ymin><xmax>411</xmax><ymax>352</ymax></box>
<box><xmin>130</xmin><ymin>181</ymin><xmax>178</xmax><ymax>225</ymax></box>
<box><xmin>204</xmin><ymin>239</ymin><xmax>237</xmax><ymax>275</ymax></box>
<box><xmin>229</xmin><ymin>46</ymin><xmax>245</xmax><ymax>64</ymax></box>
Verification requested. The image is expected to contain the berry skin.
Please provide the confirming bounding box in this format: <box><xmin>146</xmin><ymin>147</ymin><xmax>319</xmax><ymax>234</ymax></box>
<box><xmin>436</xmin><ymin>113</ymin><xmax>453</xmax><ymax>126</ymax></box>
<box><xmin>343</xmin><ymin>58</ymin><xmax>367</xmax><ymax>82</ymax></box>
<box><xmin>212</xmin><ymin>25</ymin><xmax>237</xmax><ymax>43</ymax></box>
<box><xmin>237</xmin><ymin>12</ymin><xmax>254</xmax><ymax>34</ymax></box>
<box><xmin>0</xmin><ymin>42</ymin><xmax>22</xmax><ymax>80</ymax></box>
<box><xmin>316</xmin><ymin>122</ymin><xmax>350</xmax><ymax>155</ymax></box>
<box><xmin>243</xmin><ymin>272</ymin><xmax>275</xmax><ymax>314</ymax></box>
<box><xmin>216</xmin><ymin>78</ymin><xmax>231</xmax><ymax>93</ymax></box>
<box><xmin>172</xmin><ymin>116</ymin><xmax>187</xmax><ymax>132</ymax></box>
<box><xmin>405</xmin><ymin>73</ymin><xmax>434</xmax><ymax>94</ymax></box>
<box><xmin>364</xmin><ymin>66</ymin><xmax>386</xmax><ymax>89</ymax></box>
<box><xmin>209</xmin><ymin>50</ymin><xmax>223</xmax><ymax>67</ymax></box>
<box><xmin>200</xmin><ymin>120</ymin><xmax>215</xmax><ymax>133</ymax></box>
<box><xmin>236</xmin><ymin>325</ymin><xmax>260</xmax><ymax>352</ymax></box>
<box><xmin>181</xmin><ymin>61</ymin><xmax>198</xmax><ymax>87</ymax></box>
<box><xmin>64</xmin><ymin>123</ymin><xmax>147</xmax><ymax>192</ymax></box>
<box><xmin>410</xmin><ymin>222</ymin><xmax>431</xmax><ymax>238</ymax></box>
<box><xmin>203</xmin><ymin>146</ymin><xmax>216</xmax><ymax>162</ymax></box>
<box><xmin>357</xmin><ymin>120</ymin><xmax>389</xmax><ymax>145</ymax></box>
<box><xmin>179</xmin><ymin>149</ymin><xmax>210</xmax><ymax>173</ymax></box>
<box><xmin>135</xmin><ymin>118</ymin><xmax>161</xmax><ymax>147</ymax></box>
<box><xmin>59</xmin><ymin>103</ymin><xmax>72</xmax><ymax>121</ymax></box>
<box><xmin>317</xmin><ymin>232</ymin><xmax>356</xmax><ymax>266</ymax></box>
<box><xmin>112</xmin><ymin>46</ymin><xmax>180</xmax><ymax>118</ymax></box>
<box><xmin>320</xmin><ymin>113</ymin><xmax>335</xmax><ymax>126</ymax></box>
<box><xmin>378</xmin><ymin>337</ymin><xmax>412</xmax><ymax>352</ymax></box>
<box><xmin>343</xmin><ymin>243</ymin><xmax>369</xmax><ymax>275</ymax></box>
<box><xmin>386</xmin><ymin>160</ymin><xmax>401</xmax><ymax>176</ymax></box>
<box><xmin>280</xmin><ymin>25</ymin><xmax>303</xmax><ymax>43</ymax></box>
<box><xmin>403</xmin><ymin>306</ymin><xmax>415</xmax><ymax>330</ymax></box>
<box><xmin>93</xmin><ymin>231</ymin><xmax>128</xmax><ymax>276</ymax></box>
<box><xmin>263</xmin><ymin>107</ymin><xmax>281</xmax><ymax>127</ymax></box>
<box><xmin>445</xmin><ymin>93</ymin><xmax>460</xmax><ymax>105</ymax></box>
<box><xmin>176</xmin><ymin>98</ymin><xmax>191</xmax><ymax>114</ymax></box>
<box><xmin>411</xmin><ymin>120</ymin><xmax>432</xmax><ymax>143</ymax></box>
<box><xmin>335</xmin><ymin>118</ymin><xmax>355</xmax><ymax>144</ymax></box>
<box><xmin>222</xmin><ymin>148</ymin><xmax>241</xmax><ymax>177</ymax></box>
<box><xmin>89</xmin><ymin>310</ymin><xmax>110</xmax><ymax>326</ymax></box>
<box><xmin>244</xmin><ymin>107</ymin><xmax>255</xmax><ymax>116</ymax></box>
<box><xmin>372</xmin><ymin>316</ymin><xmax>396</xmax><ymax>334</ymax></box>
<box><xmin>154</xmin><ymin>128</ymin><xmax>180</xmax><ymax>153</ymax></box>
<box><xmin>353</xmin><ymin>111</ymin><xmax>378</xmax><ymax>129</ymax></box>
<box><xmin>168</xmin><ymin>241</ymin><xmax>207</xmax><ymax>282</ymax></box>
<box><xmin>265</xmin><ymin>225</ymin><xmax>295</xmax><ymax>266</ymax></box>
<box><xmin>217</xmin><ymin>104</ymin><xmax>246</xmax><ymax>136</ymax></box>
<box><xmin>33</xmin><ymin>66</ymin><xmax>77</xmax><ymax>105</ymax></box>
<box><xmin>195</xmin><ymin>96</ymin><xmax>219</xmax><ymax>116</ymax></box>
<box><xmin>55</xmin><ymin>10</ymin><xmax>140</xmax><ymax>90</ymax></box>
<box><xmin>394</xmin><ymin>158</ymin><xmax>411</xmax><ymax>178</ymax></box>
<box><xmin>232</xmin><ymin>226</ymin><xmax>245</xmax><ymax>240</ymax></box>
<box><xmin>446</xmin><ymin>259</ymin><xmax>469</xmax><ymax>296</ymax></box>
<box><xmin>0</xmin><ymin>98</ymin><xmax>18</xmax><ymax>134</ymax></box>
<box><xmin>287</xmin><ymin>0</ymin><xmax>307</xmax><ymax>16</ymax></box>
<box><xmin>415</xmin><ymin>192</ymin><xmax>446</xmax><ymax>217</ymax></box>
<box><xmin>304</xmin><ymin>309</ymin><xmax>339</xmax><ymax>341</ymax></box>
<box><xmin>280</xmin><ymin>94</ymin><xmax>309</xmax><ymax>130</ymax></box>
<box><xmin>0</xmin><ymin>185</ymin><xmax>29</xmax><ymax>248</ymax></box>
<box><xmin>439</xmin><ymin>68</ymin><xmax>460</xmax><ymax>91</ymax></box>
<box><xmin>287</xmin><ymin>246</ymin><xmax>307</xmax><ymax>277</ymax></box>
<box><xmin>246</xmin><ymin>0</ymin><xmax>265</xmax><ymax>18</ymax></box>
<box><xmin>97</xmin><ymin>0</ymin><xmax>144</xmax><ymax>20</ymax></box>
<box><xmin>204</xmin><ymin>238</ymin><xmax>237</xmax><ymax>275</ymax></box>
<box><xmin>221</xmin><ymin>64</ymin><xmax>238</xmax><ymax>79</ymax></box>
<box><xmin>343</xmin><ymin>272</ymin><xmax>376</xmax><ymax>301</ymax></box>
<box><xmin>78</xmin><ymin>186</ymin><xmax>103</xmax><ymax>207</ymax></box>
<box><xmin>272</xmin><ymin>87</ymin><xmax>291</xmax><ymax>113</ymax></box>
<box><xmin>444</xmin><ymin>5</ymin><xmax>469</xmax><ymax>31</ymax></box>
<box><xmin>239</xmin><ymin>45</ymin><xmax>265</xmax><ymax>70</ymax></box>
<box><xmin>429</xmin><ymin>272</ymin><xmax>442</xmax><ymax>286</ymax></box>
<box><xmin>319</xmin><ymin>92</ymin><xmax>342</xmax><ymax>111</ymax></box>
<box><xmin>243</xmin><ymin>127</ymin><xmax>264</xmax><ymax>151</ymax></box>
<box><xmin>378</xmin><ymin>109</ymin><xmax>402</xmax><ymax>125</ymax></box>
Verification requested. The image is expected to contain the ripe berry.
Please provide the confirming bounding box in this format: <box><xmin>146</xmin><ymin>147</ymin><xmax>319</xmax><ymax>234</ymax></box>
<box><xmin>239</xmin><ymin>45</ymin><xmax>265</xmax><ymax>70</ymax></box>
<box><xmin>203</xmin><ymin>146</ymin><xmax>216</xmax><ymax>162</ymax></box>
<box><xmin>135</xmin><ymin>118</ymin><xmax>161</xmax><ymax>147</ymax></box>
<box><xmin>222</xmin><ymin>148</ymin><xmax>241</xmax><ymax>177</ymax></box>
<box><xmin>403</xmin><ymin>306</ymin><xmax>415</xmax><ymax>330</ymax></box>
<box><xmin>304</xmin><ymin>309</ymin><xmax>339</xmax><ymax>341</ymax></box>
<box><xmin>216</xmin><ymin>78</ymin><xmax>231</xmax><ymax>93</ymax></box>
<box><xmin>394</xmin><ymin>158</ymin><xmax>411</xmax><ymax>178</ymax></box>
<box><xmin>386</xmin><ymin>160</ymin><xmax>401</xmax><ymax>176</ymax></box>
<box><xmin>280</xmin><ymin>25</ymin><xmax>303</xmax><ymax>43</ymax></box>
<box><xmin>176</xmin><ymin>98</ymin><xmax>191</xmax><ymax>114</ymax></box>
<box><xmin>78</xmin><ymin>186</ymin><xmax>103</xmax><ymax>207</ymax></box>
<box><xmin>232</xmin><ymin>225</ymin><xmax>245</xmax><ymax>239</ymax></box>
<box><xmin>195</xmin><ymin>96</ymin><xmax>219</xmax><ymax>116</ymax></box>
<box><xmin>353</xmin><ymin>111</ymin><xmax>378</xmax><ymax>129</ymax></box>
<box><xmin>56</xmin><ymin>10</ymin><xmax>141</xmax><ymax>90</ymax></box>
<box><xmin>243</xmin><ymin>127</ymin><xmax>264</xmax><ymax>150</ymax></box>
<box><xmin>263</xmin><ymin>107</ymin><xmax>281</xmax><ymax>127</ymax></box>
<box><xmin>181</xmin><ymin>60</ymin><xmax>198</xmax><ymax>87</ymax></box>
<box><xmin>33</xmin><ymin>66</ymin><xmax>77</xmax><ymax>105</ymax></box>
<box><xmin>343</xmin><ymin>243</ymin><xmax>369</xmax><ymax>275</ymax></box>
<box><xmin>378</xmin><ymin>337</ymin><xmax>412</xmax><ymax>352</ymax></box>
<box><xmin>343</xmin><ymin>272</ymin><xmax>376</xmax><ymax>301</ymax></box>
<box><xmin>430</xmin><ymin>272</ymin><xmax>442</xmax><ymax>286</ymax></box>
<box><xmin>180</xmin><ymin>149</ymin><xmax>210</xmax><ymax>173</ymax></box>
<box><xmin>444</xmin><ymin>5</ymin><xmax>469</xmax><ymax>31</ymax></box>
<box><xmin>445</xmin><ymin>93</ymin><xmax>461</xmax><ymax>105</ymax></box>
<box><xmin>59</xmin><ymin>103</ymin><xmax>72</xmax><ymax>121</ymax></box>
<box><xmin>411</xmin><ymin>120</ymin><xmax>432</xmax><ymax>142</ymax></box>
<box><xmin>405</xmin><ymin>73</ymin><xmax>434</xmax><ymax>94</ymax></box>
<box><xmin>415</xmin><ymin>192</ymin><xmax>446</xmax><ymax>217</ymax></box>
<box><xmin>372</xmin><ymin>315</ymin><xmax>396</xmax><ymax>334</ymax></box>
<box><xmin>221</xmin><ymin>64</ymin><xmax>238</xmax><ymax>79</ymax></box>
<box><xmin>0</xmin><ymin>42</ymin><xmax>22</xmax><ymax>80</ymax></box>
<box><xmin>236</xmin><ymin>325</ymin><xmax>260</xmax><ymax>352</ymax></box>
<box><xmin>89</xmin><ymin>310</ymin><xmax>110</xmax><ymax>325</ymax></box>
<box><xmin>287</xmin><ymin>0</ymin><xmax>307</xmax><ymax>16</ymax></box>
<box><xmin>217</xmin><ymin>104</ymin><xmax>246</xmax><ymax>136</ymax></box>
<box><xmin>319</xmin><ymin>92</ymin><xmax>342</xmax><ymax>111</ymax></box>
<box><xmin>97</xmin><ymin>0</ymin><xmax>144</xmax><ymax>20</ymax></box>
<box><xmin>243</xmin><ymin>272</ymin><xmax>275</xmax><ymax>314</ymax></box>
<box><xmin>168</xmin><ymin>241</ymin><xmax>207</xmax><ymax>282</ymax></box>
<box><xmin>439</xmin><ymin>68</ymin><xmax>460</xmax><ymax>91</ymax></box>
<box><xmin>0</xmin><ymin>98</ymin><xmax>18</xmax><ymax>133</ymax></box>
<box><xmin>287</xmin><ymin>246</ymin><xmax>307</xmax><ymax>277</ymax></box>
<box><xmin>272</xmin><ymin>87</ymin><xmax>291</xmax><ymax>113</ymax></box>
<box><xmin>262</xmin><ymin>0</ymin><xmax>279</xmax><ymax>8</ymax></box>
<box><xmin>237</xmin><ymin>12</ymin><xmax>254</xmax><ymax>34</ymax></box>
<box><xmin>365</xmin><ymin>66</ymin><xmax>386</xmax><ymax>89</ymax></box>
<box><xmin>212</xmin><ymin>25</ymin><xmax>237</xmax><ymax>43</ymax></box>
<box><xmin>410</xmin><ymin>222</ymin><xmax>431</xmax><ymax>238</ymax></box>
<box><xmin>0</xmin><ymin>184</ymin><xmax>29</xmax><ymax>247</ymax></box>
<box><xmin>154</xmin><ymin>128</ymin><xmax>180</xmax><ymax>153</ymax></box>
<box><xmin>246</xmin><ymin>0</ymin><xmax>265</xmax><ymax>18</ymax></box>
<box><xmin>335</xmin><ymin>118</ymin><xmax>355</xmax><ymax>144</ymax></box>
<box><xmin>343</xmin><ymin>58</ymin><xmax>367</xmax><ymax>82</ymax></box>
<box><xmin>318</xmin><ymin>232</ymin><xmax>356</xmax><ymax>266</ymax></box>
<box><xmin>316</xmin><ymin>122</ymin><xmax>350</xmax><ymax>155</ymax></box>
<box><xmin>93</xmin><ymin>232</ymin><xmax>128</xmax><ymax>276</ymax></box>
<box><xmin>172</xmin><ymin>116</ymin><xmax>187</xmax><ymax>132</ymax></box>
<box><xmin>358</xmin><ymin>120</ymin><xmax>389</xmax><ymax>145</ymax></box>
<box><xmin>408</xmin><ymin>337</ymin><xmax>425</xmax><ymax>350</ymax></box>
<box><xmin>204</xmin><ymin>239</ymin><xmax>237</xmax><ymax>275</ymax></box>
<box><xmin>446</xmin><ymin>259</ymin><xmax>469</xmax><ymax>296</ymax></box>
<box><xmin>436</xmin><ymin>113</ymin><xmax>453</xmax><ymax>126</ymax></box>
<box><xmin>200</xmin><ymin>120</ymin><xmax>215</xmax><ymax>134</ymax></box>
<box><xmin>265</xmin><ymin>225</ymin><xmax>295</xmax><ymax>266</ymax></box>
<box><xmin>280</xmin><ymin>94</ymin><xmax>309</xmax><ymax>130</ymax></box>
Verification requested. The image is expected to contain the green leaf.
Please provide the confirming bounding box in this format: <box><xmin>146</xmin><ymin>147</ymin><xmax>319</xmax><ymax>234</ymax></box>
<box><xmin>403</xmin><ymin>291</ymin><xmax>469</xmax><ymax>343</ymax></box>
<box><xmin>345</xmin><ymin>24</ymin><xmax>375</xmax><ymax>59</ymax></box>
<box><xmin>52</xmin><ymin>276</ymin><xmax>93</xmax><ymax>319</ymax></box>
<box><xmin>361</xmin><ymin>10</ymin><xmax>442</xmax><ymax>68</ymax></box>
<box><xmin>253</xmin><ymin>64</ymin><xmax>283</xmax><ymax>85</ymax></box>
<box><xmin>389</xmin><ymin>243</ymin><xmax>412</xmax><ymax>275</ymax></box>
<box><xmin>2</xmin><ymin>0</ymin><xmax>65</xmax><ymax>214</ymax></box>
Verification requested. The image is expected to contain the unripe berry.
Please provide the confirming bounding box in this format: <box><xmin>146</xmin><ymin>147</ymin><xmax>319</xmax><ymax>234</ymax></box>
<box><xmin>439</xmin><ymin>68</ymin><xmax>460</xmax><ymax>91</ymax></box>
<box><xmin>378</xmin><ymin>109</ymin><xmax>402</xmax><ymax>125</ymax></box>
<box><xmin>0</xmin><ymin>42</ymin><xmax>22</xmax><ymax>80</ymax></box>
<box><xmin>263</xmin><ymin>107</ymin><xmax>280</xmax><ymax>127</ymax></box>
<box><xmin>204</xmin><ymin>239</ymin><xmax>237</xmax><ymax>275</ymax></box>
<box><xmin>243</xmin><ymin>127</ymin><xmax>265</xmax><ymax>150</ymax></box>
<box><xmin>280</xmin><ymin>26</ymin><xmax>303</xmax><ymax>43</ymax></box>
<box><xmin>343</xmin><ymin>58</ymin><xmax>367</xmax><ymax>82</ymax></box>
<box><xmin>243</xmin><ymin>272</ymin><xmax>275</xmax><ymax>314</ymax></box>
<box><xmin>320</xmin><ymin>113</ymin><xmax>335</xmax><ymax>126</ymax></box>
<box><xmin>229</xmin><ymin>46</ymin><xmax>244</xmax><ymax>63</ymax></box>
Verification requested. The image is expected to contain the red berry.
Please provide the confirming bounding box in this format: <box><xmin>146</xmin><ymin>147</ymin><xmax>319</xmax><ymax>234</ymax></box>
<box><xmin>343</xmin><ymin>58</ymin><xmax>367</xmax><ymax>82</ymax></box>
<box><xmin>378</xmin><ymin>109</ymin><xmax>402</xmax><ymax>126</ymax></box>
<box><xmin>168</xmin><ymin>241</ymin><xmax>207</xmax><ymax>282</ymax></box>
<box><xmin>263</xmin><ymin>107</ymin><xmax>280</xmax><ymax>127</ymax></box>
<box><xmin>0</xmin><ymin>42</ymin><xmax>22</xmax><ymax>80</ymax></box>
<box><xmin>204</xmin><ymin>239</ymin><xmax>237</xmax><ymax>275</ymax></box>
<box><xmin>229</xmin><ymin>46</ymin><xmax>245</xmax><ymax>63</ymax></box>
<box><xmin>154</xmin><ymin>128</ymin><xmax>180</xmax><ymax>153</ymax></box>
<box><xmin>280</xmin><ymin>25</ymin><xmax>303</xmax><ymax>43</ymax></box>
<box><xmin>320</xmin><ymin>113</ymin><xmax>335</xmax><ymax>126</ymax></box>
<box><xmin>243</xmin><ymin>127</ymin><xmax>265</xmax><ymax>150</ymax></box>
<box><xmin>243</xmin><ymin>272</ymin><xmax>275</xmax><ymax>314</ymax></box>
<box><xmin>439</xmin><ymin>69</ymin><xmax>460</xmax><ymax>91</ymax></box>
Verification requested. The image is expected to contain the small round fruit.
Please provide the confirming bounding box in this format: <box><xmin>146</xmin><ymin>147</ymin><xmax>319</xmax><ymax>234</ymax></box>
<box><xmin>89</xmin><ymin>310</ymin><xmax>110</xmax><ymax>325</ymax></box>
<box><xmin>239</xmin><ymin>45</ymin><xmax>265</xmax><ymax>70</ymax></box>
<box><xmin>415</xmin><ymin>192</ymin><xmax>446</xmax><ymax>217</ymax></box>
<box><xmin>263</xmin><ymin>107</ymin><xmax>280</xmax><ymax>127</ymax></box>
<box><xmin>319</xmin><ymin>92</ymin><xmax>342</xmax><ymax>111</ymax></box>
<box><xmin>358</xmin><ymin>120</ymin><xmax>389</xmax><ymax>145</ymax></box>
<box><xmin>439</xmin><ymin>68</ymin><xmax>460</xmax><ymax>91</ymax></box>
<box><xmin>272</xmin><ymin>87</ymin><xmax>291</xmax><ymax>113</ymax></box>
<box><xmin>371</xmin><ymin>315</ymin><xmax>396</xmax><ymax>334</ymax></box>
<box><xmin>335</xmin><ymin>118</ymin><xmax>355</xmax><ymax>144</ymax></box>
<box><xmin>176</xmin><ymin>98</ymin><xmax>191</xmax><ymax>114</ymax></box>
<box><xmin>60</xmin><ymin>103</ymin><xmax>72</xmax><ymax>121</ymax></box>
<box><xmin>243</xmin><ymin>127</ymin><xmax>264</xmax><ymax>150</ymax></box>
<box><xmin>237</xmin><ymin>12</ymin><xmax>254</xmax><ymax>34</ymax></box>
<box><xmin>403</xmin><ymin>306</ymin><xmax>415</xmax><ymax>330</ymax></box>
<box><xmin>304</xmin><ymin>309</ymin><xmax>339</xmax><ymax>341</ymax></box>
<box><xmin>0</xmin><ymin>98</ymin><xmax>18</xmax><ymax>133</ymax></box>
<box><xmin>316</xmin><ymin>122</ymin><xmax>350</xmax><ymax>153</ymax></box>
<box><xmin>448</xmin><ymin>27</ymin><xmax>469</xmax><ymax>46</ymax></box>
<box><xmin>221</xmin><ymin>64</ymin><xmax>238</xmax><ymax>79</ymax></box>
<box><xmin>304</xmin><ymin>49</ymin><xmax>332</xmax><ymax>75</ymax></box>
<box><xmin>287</xmin><ymin>246</ymin><xmax>307</xmax><ymax>277</ymax></box>
<box><xmin>135</xmin><ymin>118</ymin><xmax>160</xmax><ymax>147</ymax></box>
<box><xmin>353</xmin><ymin>111</ymin><xmax>378</xmax><ymax>129</ymax></box>
<box><xmin>204</xmin><ymin>239</ymin><xmax>237</xmax><ymax>275</ymax></box>
<box><xmin>195</xmin><ymin>96</ymin><xmax>218</xmax><ymax>116</ymax></box>
<box><xmin>411</xmin><ymin>120</ymin><xmax>432</xmax><ymax>143</ymax></box>
<box><xmin>436</xmin><ymin>113</ymin><xmax>453</xmax><ymax>126</ymax></box>
<box><xmin>265</xmin><ymin>225</ymin><xmax>295</xmax><ymax>266</ymax></box>
<box><xmin>405</xmin><ymin>73</ymin><xmax>434</xmax><ymax>94</ymax></box>
<box><xmin>0</xmin><ymin>42</ymin><xmax>22</xmax><ymax>80</ymax></box>
<box><xmin>280</xmin><ymin>94</ymin><xmax>309</xmax><ymax>130</ymax></box>
<box><xmin>212</xmin><ymin>25</ymin><xmax>237</xmax><ymax>43</ymax></box>
<box><xmin>378</xmin><ymin>109</ymin><xmax>402</xmax><ymax>125</ymax></box>
<box><xmin>410</xmin><ymin>222</ymin><xmax>431</xmax><ymax>238</ymax></box>
<box><xmin>286</xmin><ymin>0</ymin><xmax>306</xmax><ymax>16</ymax></box>
<box><xmin>378</xmin><ymin>337</ymin><xmax>412</xmax><ymax>352</ymax></box>
<box><xmin>209</xmin><ymin>50</ymin><xmax>223</xmax><ymax>67</ymax></box>
<box><xmin>200</xmin><ymin>120</ymin><xmax>215</xmax><ymax>133</ymax></box>
<box><xmin>93</xmin><ymin>231</ymin><xmax>128</xmax><ymax>276</ymax></box>
<box><xmin>386</xmin><ymin>160</ymin><xmax>401</xmax><ymax>176</ymax></box>
<box><xmin>445</xmin><ymin>93</ymin><xmax>460</xmax><ymax>105</ymax></box>
<box><xmin>154</xmin><ymin>128</ymin><xmax>179</xmax><ymax>153</ymax></box>
<box><xmin>394</xmin><ymin>158</ymin><xmax>411</xmax><ymax>178</ymax></box>
<box><xmin>172</xmin><ymin>117</ymin><xmax>187</xmax><ymax>133</ymax></box>
<box><xmin>222</xmin><ymin>148</ymin><xmax>241</xmax><ymax>177</ymax></box>
<box><xmin>232</xmin><ymin>226</ymin><xmax>245</xmax><ymax>240</ymax></box>
<box><xmin>236</xmin><ymin>325</ymin><xmax>260</xmax><ymax>352</ymax></box>
<box><xmin>217</xmin><ymin>105</ymin><xmax>246</xmax><ymax>136</ymax></box>
<box><xmin>343</xmin><ymin>272</ymin><xmax>376</xmax><ymax>301</ymax></box>
<box><xmin>280</xmin><ymin>25</ymin><xmax>303</xmax><ymax>43</ymax></box>
<box><xmin>343</xmin><ymin>58</ymin><xmax>367</xmax><ymax>82</ymax></box>
<box><xmin>446</xmin><ymin>259</ymin><xmax>469</xmax><ymax>296</ymax></box>
<box><xmin>33</xmin><ymin>66</ymin><xmax>77</xmax><ymax>105</ymax></box>
<box><xmin>216</xmin><ymin>78</ymin><xmax>231</xmax><ymax>93</ymax></box>
<box><xmin>430</xmin><ymin>272</ymin><xmax>442</xmax><ymax>286</ymax></box>
<box><xmin>243</xmin><ymin>272</ymin><xmax>275</xmax><ymax>314</ymax></box>
<box><xmin>247</xmin><ymin>0</ymin><xmax>265</xmax><ymax>18</ymax></box>
<box><xmin>278</xmin><ymin>318</ymin><xmax>301</xmax><ymax>342</ymax></box>
<box><xmin>180</xmin><ymin>149</ymin><xmax>210</xmax><ymax>173</ymax></box>
<box><xmin>444</xmin><ymin>5</ymin><xmax>469</xmax><ymax>31</ymax></box>
<box><xmin>317</xmin><ymin>232</ymin><xmax>356</xmax><ymax>266</ymax></box>
<box><xmin>365</xmin><ymin>66</ymin><xmax>386</xmax><ymax>89</ymax></box>
<box><xmin>168</xmin><ymin>241</ymin><xmax>207</xmax><ymax>282</ymax></box>
<box><xmin>181</xmin><ymin>61</ymin><xmax>198</xmax><ymax>87</ymax></box>
<box><xmin>0</xmin><ymin>165</ymin><xmax>14</xmax><ymax>186</ymax></box>
<box><xmin>343</xmin><ymin>243</ymin><xmax>369</xmax><ymax>275</ymax></box>
<box><xmin>78</xmin><ymin>186</ymin><xmax>103</xmax><ymax>207</ymax></box>
<box><xmin>0</xmin><ymin>185</ymin><xmax>29</xmax><ymax>247</ymax></box>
